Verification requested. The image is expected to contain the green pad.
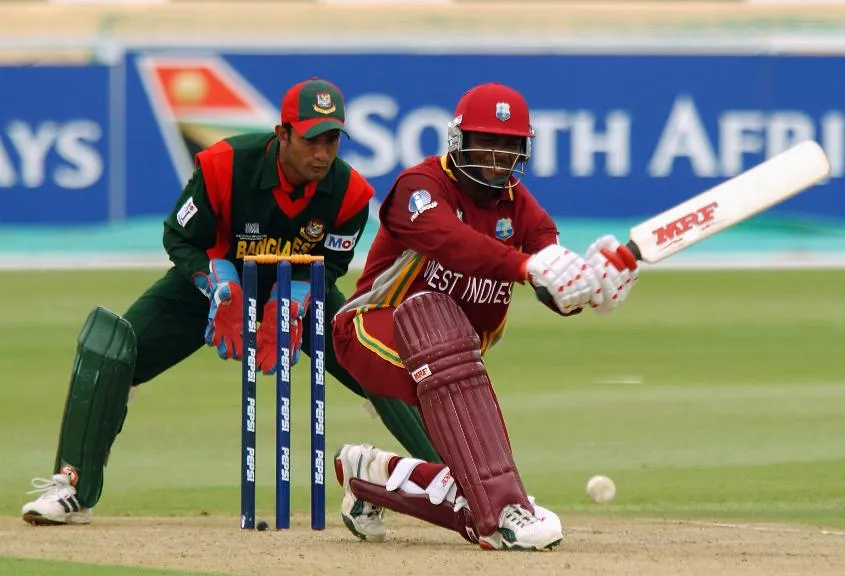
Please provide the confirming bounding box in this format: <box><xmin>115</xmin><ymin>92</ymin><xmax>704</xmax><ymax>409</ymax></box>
<box><xmin>367</xmin><ymin>395</ymin><xmax>443</xmax><ymax>463</ymax></box>
<box><xmin>53</xmin><ymin>306</ymin><xmax>136</xmax><ymax>508</ymax></box>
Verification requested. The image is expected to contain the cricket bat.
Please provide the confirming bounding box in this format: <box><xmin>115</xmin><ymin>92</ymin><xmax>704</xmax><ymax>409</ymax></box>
<box><xmin>626</xmin><ymin>140</ymin><xmax>831</xmax><ymax>264</ymax></box>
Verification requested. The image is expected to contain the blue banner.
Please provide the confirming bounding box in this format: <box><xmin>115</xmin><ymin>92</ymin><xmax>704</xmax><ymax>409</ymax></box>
<box><xmin>124</xmin><ymin>52</ymin><xmax>845</xmax><ymax>223</ymax></box>
<box><xmin>0</xmin><ymin>65</ymin><xmax>110</xmax><ymax>224</ymax></box>
<box><xmin>8</xmin><ymin>53</ymin><xmax>843</xmax><ymax>225</ymax></box>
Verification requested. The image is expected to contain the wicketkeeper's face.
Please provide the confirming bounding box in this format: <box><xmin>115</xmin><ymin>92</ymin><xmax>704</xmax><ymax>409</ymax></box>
<box><xmin>278</xmin><ymin>127</ymin><xmax>341</xmax><ymax>183</ymax></box>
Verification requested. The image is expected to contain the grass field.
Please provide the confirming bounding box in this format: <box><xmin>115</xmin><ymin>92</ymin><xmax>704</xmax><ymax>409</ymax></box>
<box><xmin>1</xmin><ymin>268</ymin><xmax>844</xmax><ymax>575</ymax></box>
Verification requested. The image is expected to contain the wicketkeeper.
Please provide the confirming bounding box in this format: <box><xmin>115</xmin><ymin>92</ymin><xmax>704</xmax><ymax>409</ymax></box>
<box><xmin>21</xmin><ymin>78</ymin><xmax>439</xmax><ymax>526</ymax></box>
<box><xmin>332</xmin><ymin>82</ymin><xmax>640</xmax><ymax>550</ymax></box>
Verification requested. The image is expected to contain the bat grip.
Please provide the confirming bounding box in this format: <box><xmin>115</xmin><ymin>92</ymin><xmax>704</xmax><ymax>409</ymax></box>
<box><xmin>626</xmin><ymin>240</ymin><xmax>643</xmax><ymax>262</ymax></box>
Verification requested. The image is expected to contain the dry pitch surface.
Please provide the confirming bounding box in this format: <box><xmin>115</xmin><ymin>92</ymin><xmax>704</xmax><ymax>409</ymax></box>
<box><xmin>2</xmin><ymin>514</ymin><xmax>844</xmax><ymax>576</ymax></box>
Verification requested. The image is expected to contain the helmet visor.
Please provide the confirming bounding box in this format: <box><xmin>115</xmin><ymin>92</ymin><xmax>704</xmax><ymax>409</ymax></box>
<box><xmin>451</xmin><ymin>132</ymin><xmax>529</xmax><ymax>188</ymax></box>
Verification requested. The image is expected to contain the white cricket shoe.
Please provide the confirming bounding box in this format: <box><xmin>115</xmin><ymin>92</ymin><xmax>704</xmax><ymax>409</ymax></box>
<box><xmin>335</xmin><ymin>444</ymin><xmax>386</xmax><ymax>542</ymax></box>
<box><xmin>21</xmin><ymin>472</ymin><xmax>92</xmax><ymax>526</ymax></box>
<box><xmin>479</xmin><ymin>503</ymin><xmax>563</xmax><ymax>551</ymax></box>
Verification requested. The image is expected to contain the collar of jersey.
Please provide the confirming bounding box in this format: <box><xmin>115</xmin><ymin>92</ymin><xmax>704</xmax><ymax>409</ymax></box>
<box><xmin>439</xmin><ymin>154</ymin><xmax>514</xmax><ymax>202</ymax></box>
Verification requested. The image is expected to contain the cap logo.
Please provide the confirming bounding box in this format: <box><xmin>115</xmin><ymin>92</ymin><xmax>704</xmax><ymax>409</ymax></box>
<box><xmin>314</xmin><ymin>92</ymin><xmax>336</xmax><ymax>115</ymax></box>
<box><xmin>495</xmin><ymin>102</ymin><xmax>511</xmax><ymax>122</ymax></box>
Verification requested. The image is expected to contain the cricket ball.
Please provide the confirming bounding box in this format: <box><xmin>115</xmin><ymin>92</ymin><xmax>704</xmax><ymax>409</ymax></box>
<box><xmin>586</xmin><ymin>475</ymin><xmax>616</xmax><ymax>504</ymax></box>
<box><xmin>256</xmin><ymin>520</ymin><xmax>269</xmax><ymax>531</ymax></box>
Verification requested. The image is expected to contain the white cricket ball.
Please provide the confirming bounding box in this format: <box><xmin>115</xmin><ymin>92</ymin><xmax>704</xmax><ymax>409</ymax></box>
<box><xmin>586</xmin><ymin>475</ymin><xmax>616</xmax><ymax>503</ymax></box>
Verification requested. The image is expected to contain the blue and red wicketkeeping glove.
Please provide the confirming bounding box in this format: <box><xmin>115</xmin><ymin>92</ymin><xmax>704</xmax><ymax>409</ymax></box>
<box><xmin>193</xmin><ymin>259</ymin><xmax>244</xmax><ymax>361</ymax></box>
<box><xmin>256</xmin><ymin>281</ymin><xmax>309</xmax><ymax>375</ymax></box>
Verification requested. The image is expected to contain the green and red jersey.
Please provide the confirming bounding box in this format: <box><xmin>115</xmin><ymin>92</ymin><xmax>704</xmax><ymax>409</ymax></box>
<box><xmin>163</xmin><ymin>131</ymin><xmax>373</xmax><ymax>289</ymax></box>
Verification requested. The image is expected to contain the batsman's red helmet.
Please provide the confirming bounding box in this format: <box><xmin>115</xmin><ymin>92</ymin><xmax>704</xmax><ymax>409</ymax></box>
<box><xmin>452</xmin><ymin>83</ymin><xmax>533</xmax><ymax>137</ymax></box>
<box><xmin>447</xmin><ymin>83</ymin><xmax>534</xmax><ymax>188</ymax></box>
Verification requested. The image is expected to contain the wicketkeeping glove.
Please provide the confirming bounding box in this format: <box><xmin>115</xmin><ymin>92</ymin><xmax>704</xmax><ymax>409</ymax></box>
<box><xmin>193</xmin><ymin>259</ymin><xmax>244</xmax><ymax>360</ymax></box>
<box><xmin>256</xmin><ymin>281</ymin><xmax>309</xmax><ymax>375</ymax></box>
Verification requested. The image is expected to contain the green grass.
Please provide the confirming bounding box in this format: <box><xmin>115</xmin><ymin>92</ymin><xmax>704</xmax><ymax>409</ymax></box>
<box><xmin>2</xmin><ymin>269</ymin><xmax>844</xmax><ymax>530</ymax></box>
<box><xmin>0</xmin><ymin>558</ymin><xmax>214</xmax><ymax>576</ymax></box>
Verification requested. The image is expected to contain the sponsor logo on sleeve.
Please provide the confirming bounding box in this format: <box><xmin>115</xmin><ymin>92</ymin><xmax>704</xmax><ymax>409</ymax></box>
<box><xmin>408</xmin><ymin>189</ymin><xmax>438</xmax><ymax>222</ymax></box>
<box><xmin>176</xmin><ymin>197</ymin><xmax>198</xmax><ymax>227</ymax></box>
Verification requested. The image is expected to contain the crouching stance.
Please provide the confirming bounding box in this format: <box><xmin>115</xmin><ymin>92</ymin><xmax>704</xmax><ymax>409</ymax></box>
<box><xmin>22</xmin><ymin>78</ymin><xmax>442</xmax><ymax>526</ymax></box>
<box><xmin>331</xmin><ymin>82</ymin><xmax>639</xmax><ymax>550</ymax></box>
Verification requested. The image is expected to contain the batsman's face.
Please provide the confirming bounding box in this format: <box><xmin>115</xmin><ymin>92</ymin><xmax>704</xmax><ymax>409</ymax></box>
<box><xmin>277</xmin><ymin>126</ymin><xmax>340</xmax><ymax>184</ymax></box>
<box><xmin>464</xmin><ymin>132</ymin><xmax>523</xmax><ymax>187</ymax></box>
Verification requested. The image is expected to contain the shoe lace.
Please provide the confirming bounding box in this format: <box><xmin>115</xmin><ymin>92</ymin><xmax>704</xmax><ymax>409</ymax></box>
<box><xmin>504</xmin><ymin>505</ymin><xmax>537</xmax><ymax>529</ymax></box>
<box><xmin>27</xmin><ymin>476</ymin><xmax>64</xmax><ymax>495</ymax></box>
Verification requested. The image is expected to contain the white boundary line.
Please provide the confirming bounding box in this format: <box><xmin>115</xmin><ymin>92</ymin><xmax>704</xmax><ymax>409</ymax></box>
<box><xmin>1</xmin><ymin>252</ymin><xmax>845</xmax><ymax>271</ymax></box>
<box><xmin>682</xmin><ymin>520</ymin><xmax>845</xmax><ymax>537</ymax></box>
<box><xmin>567</xmin><ymin>520</ymin><xmax>845</xmax><ymax>537</ymax></box>
<box><xmin>0</xmin><ymin>254</ymin><xmax>172</xmax><ymax>271</ymax></box>
<box><xmin>4</xmin><ymin>32</ymin><xmax>845</xmax><ymax>56</ymax></box>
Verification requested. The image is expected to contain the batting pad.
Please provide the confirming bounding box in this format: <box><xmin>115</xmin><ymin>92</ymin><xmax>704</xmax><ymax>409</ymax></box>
<box><xmin>393</xmin><ymin>291</ymin><xmax>531</xmax><ymax>537</ymax></box>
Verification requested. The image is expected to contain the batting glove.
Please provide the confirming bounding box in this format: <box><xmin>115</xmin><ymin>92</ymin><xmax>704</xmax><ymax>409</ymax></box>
<box><xmin>584</xmin><ymin>235</ymin><xmax>639</xmax><ymax>314</ymax></box>
<box><xmin>525</xmin><ymin>244</ymin><xmax>601</xmax><ymax>315</ymax></box>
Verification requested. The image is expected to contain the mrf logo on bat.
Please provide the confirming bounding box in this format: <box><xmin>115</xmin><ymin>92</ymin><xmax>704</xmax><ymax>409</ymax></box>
<box><xmin>652</xmin><ymin>201</ymin><xmax>719</xmax><ymax>246</ymax></box>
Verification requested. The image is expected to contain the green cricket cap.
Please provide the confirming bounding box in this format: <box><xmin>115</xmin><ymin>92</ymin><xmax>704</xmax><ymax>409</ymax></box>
<box><xmin>280</xmin><ymin>78</ymin><xmax>348</xmax><ymax>138</ymax></box>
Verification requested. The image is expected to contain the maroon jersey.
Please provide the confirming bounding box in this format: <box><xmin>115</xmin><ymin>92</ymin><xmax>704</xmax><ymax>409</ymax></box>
<box><xmin>339</xmin><ymin>156</ymin><xmax>557</xmax><ymax>351</ymax></box>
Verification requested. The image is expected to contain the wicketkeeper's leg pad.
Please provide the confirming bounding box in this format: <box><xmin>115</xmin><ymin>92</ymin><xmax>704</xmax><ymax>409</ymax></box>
<box><xmin>54</xmin><ymin>306</ymin><xmax>136</xmax><ymax>508</ymax></box>
<box><xmin>393</xmin><ymin>291</ymin><xmax>531</xmax><ymax>537</ymax></box>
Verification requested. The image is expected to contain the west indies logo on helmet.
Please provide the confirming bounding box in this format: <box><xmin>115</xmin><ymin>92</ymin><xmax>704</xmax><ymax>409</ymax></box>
<box><xmin>447</xmin><ymin>83</ymin><xmax>534</xmax><ymax>189</ymax></box>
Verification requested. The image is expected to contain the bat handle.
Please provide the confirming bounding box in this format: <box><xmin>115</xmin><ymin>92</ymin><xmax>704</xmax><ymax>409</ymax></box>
<box><xmin>626</xmin><ymin>240</ymin><xmax>643</xmax><ymax>262</ymax></box>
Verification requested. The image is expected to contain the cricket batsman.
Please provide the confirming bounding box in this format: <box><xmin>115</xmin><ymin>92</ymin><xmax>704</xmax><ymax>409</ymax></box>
<box><xmin>21</xmin><ymin>78</ymin><xmax>438</xmax><ymax>526</ymax></box>
<box><xmin>331</xmin><ymin>82</ymin><xmax>640</xmax><ymax>550</ymax></box>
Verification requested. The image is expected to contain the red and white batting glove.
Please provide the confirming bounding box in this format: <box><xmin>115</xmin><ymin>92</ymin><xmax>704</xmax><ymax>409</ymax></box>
<box><xmin>584</xmin><ymin>235</ymin><xmax>640</xmax><ymax>314</ymax></box>
<box><xmin>524</xmin><ymin>244</ymin><xmax>601</xmax><ymax>315</ymax></box>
